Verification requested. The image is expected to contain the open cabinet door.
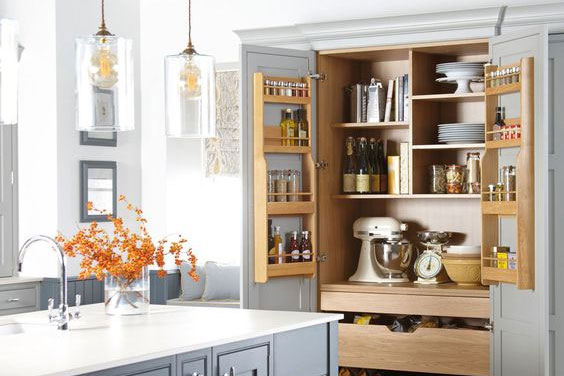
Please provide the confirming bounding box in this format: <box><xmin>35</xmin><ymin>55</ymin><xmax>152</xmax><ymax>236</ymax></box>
<box><xmin>241</xmin><ymin>45</ymin><xmax>318</xmax><ymax>311</ymax></box>
<box><xmin>489</xmin><ymin>26</ymin><xmax>549</xmax><ymax>376</ymax></box>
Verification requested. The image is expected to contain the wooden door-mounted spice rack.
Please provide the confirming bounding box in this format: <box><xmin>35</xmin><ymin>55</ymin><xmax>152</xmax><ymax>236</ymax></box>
<box><xmin>481</xmin><ymin>57</ymin><xmax>535</xmax><ymax>289</ymax></box>
<box><xmin>253</xmin><ymin>72</ymin><xmax>317</xmax><ymax>283</ymax></box>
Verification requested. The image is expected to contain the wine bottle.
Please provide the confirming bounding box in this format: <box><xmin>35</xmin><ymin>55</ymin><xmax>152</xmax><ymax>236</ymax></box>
<box><xmin>355</xmin><ymin>137</ymin><xmax>370</xmax><ymax>193</ymax></box>
<box><xmin>343</xmin><ymin>137</ymin><xmax>356</xmax><ymax>193</ymax></box>
<box><xmin>369</xmin><ymin>138</ymin><xmax>380</xmax><ymax>193</ymax></box>
<box><xmin>378</xmin><ymin>139</ymin><xmax>388</xmax><ymax>193</ymax></box>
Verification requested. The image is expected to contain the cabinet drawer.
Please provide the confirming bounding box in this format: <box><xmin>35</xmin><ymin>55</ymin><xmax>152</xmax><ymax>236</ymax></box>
<box><xmin>339</xmin><ymin>323</ymin><xmax>489</xmax><ymax>376</ymax></box>
<box><xmin>322</xmin><ymin>291</ymin><xmax>489</xmax><ymax>318</ymax></box>
<box><xmin>0</xmin><ymin>288</ymin><xmax>37</xmax><ymax>311</ymax></box>
<box><xmin>177</xmin><ymin>348</ymin><xmax>211</xmax><ymax>376</ymax></box>
<box><xmin>217</xmin><ymin>345</ymin><xmax>269</xmax><ymax>376</ymax></box>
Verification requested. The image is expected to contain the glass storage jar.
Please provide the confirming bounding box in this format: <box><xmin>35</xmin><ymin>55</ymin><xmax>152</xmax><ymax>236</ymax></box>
<box><xmin>287</xmin><ymin>170</ymin><xmax>301</xmax><ymax>202</ymax></box>
<box><xmin>428</xmin><ymin>165</ymin><xmax>447</xmax><ymax>194</ymax></box>
<box><xmin>267</xmin><ymin>170</ymin><xmax>276</xmax><ymax>202</ymax></box>
<box><xmin>445</xmin><ymin>165</ymin><xmax>465</xmax><ymax>194</ymax></box>
<box><xmin>275</xmin><ymin>170</ymin><xmax>288</xmax><ymax>202</ymax></box>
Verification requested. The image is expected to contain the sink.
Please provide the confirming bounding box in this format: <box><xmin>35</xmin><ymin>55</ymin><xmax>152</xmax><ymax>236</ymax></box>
<box><xmin>0</xmin><ymin>322</ymin><xmax>51</xmax><ymax>336</ymax></box>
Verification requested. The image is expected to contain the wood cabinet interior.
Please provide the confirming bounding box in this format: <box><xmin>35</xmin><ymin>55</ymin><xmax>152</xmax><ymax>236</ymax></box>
<box><xmin>317</xmin><ymin>39</ymin><xmax>489</xmax><ymax>286</ymax></box>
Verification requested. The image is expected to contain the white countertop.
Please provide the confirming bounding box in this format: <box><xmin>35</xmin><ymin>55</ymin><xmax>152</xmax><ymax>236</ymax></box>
<box><xmin>0</xmin><ymin>276</ymin><xmax>43</xmax><ymax>286</ymax></box>
<box><xmin>0</xmin><ymin>304</ymin><xmax>342</xmax><ymax>376</ymax></box>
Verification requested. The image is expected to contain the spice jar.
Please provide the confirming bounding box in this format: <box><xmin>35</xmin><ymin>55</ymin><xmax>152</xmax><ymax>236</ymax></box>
<box><xmin>264</xmin><ymin>79</ymin><xmax>271</xmax><ymax>95</ymax></box>
<box><xmin>466</xmin><ymin>153</ymin><xmax>481</xmax><ymax>194</ymax></box>
<box><xmin>287</xmin><ymin>170</ymin><xmax>301</xmax><ymax>202</ymax></box>
<box><xmin>275</xmin><ymin>170</ymin><xmax>288</xmax><ymax>202</ymax></box>
<box><xmin>267</xmin><ymin>170</ymin><xmax>276</xmax><ymax>202</ymax></box>
<box><xmin>429</xmin><ymin>165</ymin><xmax>447</xmax><ymax>194</ymax></box>
<box><xmin>495</xmin><ymin>182</ymin><xmax>505</xmax><ymax>201</ymax></box>
<box><xmin>487</xmin><ymin>184</ymin><xmax>496</xmax><ymax>202</ymax></box>
<box><xmin>445</xmin><ymin>165</ymin><xmax>465</xmax><ymax>194</ymax></box>
<box><xmin>502</xmin><ymin>166</ymin><xmax>516</xmax><ymax>201</ymax></box>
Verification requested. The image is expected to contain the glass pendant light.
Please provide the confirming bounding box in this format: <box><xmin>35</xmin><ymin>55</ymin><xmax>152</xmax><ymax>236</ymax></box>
<box><xmin>165</xmin><ymin>0</ymin><xmax>216</xmax><ymax>138</ymax></box>
<box><xmin>0</xmin><ymin>19</ymin><xmax>20</xmax><ymax>125</ymax></box>
<box><xmin>75</xmin><ymin>0</ymin><xmax>134</xmax><ymax>132</ymax></box>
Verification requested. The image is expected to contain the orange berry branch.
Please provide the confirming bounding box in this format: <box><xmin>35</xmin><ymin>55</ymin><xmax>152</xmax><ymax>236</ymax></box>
<box><xmin>56</xmin><ymin>195</ymin><xmax>199</xmax><ymax>285</ymax></box>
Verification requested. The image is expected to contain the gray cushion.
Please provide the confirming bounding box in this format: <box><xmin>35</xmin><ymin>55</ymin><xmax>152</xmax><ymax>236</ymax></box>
<box><xmin>179</xmin><ymin>264</ymin><xmax>206</xmax><ymax>301</ymax></box>
<box><xmin>202</xmin><ymin>261</ymin><xmax>240</xmax><ymax>301</ymax></box>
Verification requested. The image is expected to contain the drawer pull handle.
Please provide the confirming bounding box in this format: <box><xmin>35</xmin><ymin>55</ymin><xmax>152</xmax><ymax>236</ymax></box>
<box><xmin>7</xmin><ymin>298</ymin><xmax>20</xmax><ymax>303</ymax></box>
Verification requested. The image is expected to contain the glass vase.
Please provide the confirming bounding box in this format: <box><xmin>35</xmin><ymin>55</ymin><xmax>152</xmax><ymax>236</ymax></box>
<box><xmin>104</xmin><ymin>267</ymin><xmax>150</xmax><ymax>315</ymax></box>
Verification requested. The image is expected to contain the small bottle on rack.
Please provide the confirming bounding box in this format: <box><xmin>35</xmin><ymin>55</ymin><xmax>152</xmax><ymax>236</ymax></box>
<box><xmin>287</xmin><ymin>170</ymin><xmax>300</xmax><ymax>202</ymax></box>
<box><xmin>300</xmin><ymin>231</ymin><xmax>312</xmax><ymax>263</ymax></box>
<box><xmin>270</xmin><ymin>226</ymin><xmax>283</xmax><ymax>265</ymax></box>
<box><xmin>280</xmin><ymin>109</ymin><xmax>295</xmax><ymax>146</ymax></box>
<box><xmin>296</xmin><ymin>109</ymin><xmax>309</xmax><ymax>146</ymax></box>
<box><xmin>288</xmin><ymin>231</ymin><xmax>301</xmax><ymax>263</ymax></box>
<box><xmin>267</xmin><ymin>170</ymin><xmax>276</xmax><ymax>202</ymax></box>
<box><xmin>493</xmin><ymin>106</ymin><xmax>505</xmax><ymax>141</ymax></box>
<box><xmin>267</xmin><ymin>220</ymin><xmax>275</xmax><ymax>264</ymax></box>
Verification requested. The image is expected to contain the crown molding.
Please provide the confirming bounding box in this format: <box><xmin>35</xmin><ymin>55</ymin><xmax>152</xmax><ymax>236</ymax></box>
<box><xmin>234</xmin><ymin>3</ymin><xmax>564</xmax><ymax>51</ymax></box>
<box><xmin>503</xmin><ymin>2</ymin><xmax>564</xmax><ymax>33</ymax></box>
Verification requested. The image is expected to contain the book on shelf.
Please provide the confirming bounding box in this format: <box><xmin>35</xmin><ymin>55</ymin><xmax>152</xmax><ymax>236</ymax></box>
<box><xmin>384</xmin><ymin>79</ymin><xmax>394</xmax><ymax>122</ymax></box>
<box><xmin>398</xmin><ymin>77</ymin><xmax>404</xmax><ymax>122</ymax></box>
<box><xmin>403</xmin><ymin>74</ymin><xmax>409</xmax><ymax>122</ymax></box>
<box><xmin>400</xmin><ymin>142</ymin><xmax>409</xmax><ymax>194</ymax></box>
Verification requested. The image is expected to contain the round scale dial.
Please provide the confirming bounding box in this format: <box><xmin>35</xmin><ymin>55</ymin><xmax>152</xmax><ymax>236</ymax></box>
<box><xmin>415</xmin><ymin>251</ymin><xmax>443</xmax><ymax>279</ymax></box>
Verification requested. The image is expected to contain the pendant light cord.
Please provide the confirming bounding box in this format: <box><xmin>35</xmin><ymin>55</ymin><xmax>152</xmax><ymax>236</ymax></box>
<box><xmin>183</xmin><ymin>0</ymin><xmax>196</xmax><ymax>53</ymax></box>
<box><xmin>96</xmin><ymin>0</ymin><xmax>112</xmax><ymax>36</ymax></box>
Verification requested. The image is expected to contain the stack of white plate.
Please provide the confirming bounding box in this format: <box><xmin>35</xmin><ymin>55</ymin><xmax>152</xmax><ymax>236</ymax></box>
<box><xmin>438</xmin><ymin>123</ymin><xmax>484</xmax><ymax>144</ymax></box>
<box><xmin>436</xmin><ymin>62</ymin><xmax>485</xmax><ymax>94</ymax></box>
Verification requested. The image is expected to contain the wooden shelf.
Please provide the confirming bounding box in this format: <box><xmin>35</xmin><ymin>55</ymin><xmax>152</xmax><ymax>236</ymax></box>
<box><xmin>332</xmin><ymin>122</ymin><xmax>409</xmax><ymax>130</ymax></box>
<box><xmin>263</xmin><ymin>145</ymin><xmax>312</xmax><ymax>154</ymax></box>
<box><xmin>263</xmin><ymin>94</ymin><xmax>311</xmax><ymax>105</ymax></box>
<box><xmin>485</xmin><ymin>139</ymin><xmax>521</xmax><ymax>149</ymax></box>
<box><xmin>267</xmin><ymin>201</ymin><xmax>315</xmax><ymax>215</ymax></box>
<box><xmin>481</xmin><ymin>201</ymin><xmax>517</xmax><ymax>215</ymax></box>
<box><xmin>482</xmin><ymin>267</ymin><xmax>518</xmax><ymax>284</ymax></box>
<box><xmin>485</xmin><ymin>82</ymin><xmax>521</xmax><ymax>96</ymax></box>
<box><xmin>333</xmin><ymin>194</ymin><xmax>480</xmax><ymax>199</ymax></box>
<box><xmin>268</xmin><ymin>262</ymin><xmax>316</xmax><ymax>278</ymax></box>
<box><xmin>412</xmin><ymin>143</ymin><xmax>485</xmax><ymax>150</ymax></box>
<box><xmin>412</xmin><ymin>92</ymin><xmax>484</xmax><ymax>102</ymax></box>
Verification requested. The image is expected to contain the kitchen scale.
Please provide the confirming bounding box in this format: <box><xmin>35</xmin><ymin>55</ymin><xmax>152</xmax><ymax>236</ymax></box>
<box><xmin>414</xmin><ymin>231</ymin><xmax>451</xmax><ymax>284</ymax></box>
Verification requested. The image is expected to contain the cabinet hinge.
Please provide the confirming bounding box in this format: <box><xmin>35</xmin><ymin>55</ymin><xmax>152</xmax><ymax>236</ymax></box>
<box><xmin>485</xmin><ymin>322</ymin><xmax>494</xmax><ymax>332</ymax></box>
<box><xmin>315</xmin><ymin>160</ymin><xmax>328</xmax><ymax>170</ymax></box>
<box><xmin>317</xmin><ymin>253</ymin><xmax>328</xmax><ymax>262</ymax></box>
<box><xmin>10</xmin><ymin>171</ymin><xmax>14</xmax><ymax>185</ymax></box>
<box><xmin>308</xmin><ymin>72</ymin><xmax>326</xmax><ymax>82</ymax></box>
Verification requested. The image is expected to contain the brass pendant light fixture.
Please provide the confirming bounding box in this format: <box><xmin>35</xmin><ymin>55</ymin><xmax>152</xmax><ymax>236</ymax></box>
<box><xmin>75</xmin><ymin>0</ymin><xmax>134</xmax><ymax>132</ymax></box>
<box><xmin>164</xmin><ymin>0</ymin><xmax>216</xmax><ymax>138</ymax></box>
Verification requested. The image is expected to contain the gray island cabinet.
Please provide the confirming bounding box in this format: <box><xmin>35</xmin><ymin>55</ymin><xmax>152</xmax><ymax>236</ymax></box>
<box><xmin>85</xmin><ymin>324</ymin><xmax>335</xmax><ymax>376</ymax></box>
<box><xmin>0</xmin><ymin>304</ymin><xmax>341</xmax><ymax>376</ymax></box>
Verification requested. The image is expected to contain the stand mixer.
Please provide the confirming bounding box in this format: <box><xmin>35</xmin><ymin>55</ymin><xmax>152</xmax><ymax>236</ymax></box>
<box><xmin>349</xmin><ymin>217</ymin><xmax>413</xmax><ymax>283</ymax></box>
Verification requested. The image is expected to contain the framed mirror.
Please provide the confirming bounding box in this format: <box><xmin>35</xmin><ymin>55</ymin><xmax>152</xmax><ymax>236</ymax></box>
<box><xmin>80</xmin><ymin>131</ymin><xmax>117</xmax><ymax>147</ymax></box>
<box><xmin>80</xmin><ymin>161</ymin><xmax>117</xmax><ymax>222</ymax></box>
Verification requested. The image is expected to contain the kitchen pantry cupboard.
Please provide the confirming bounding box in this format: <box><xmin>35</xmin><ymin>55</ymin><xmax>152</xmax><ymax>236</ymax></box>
<box><xmin>242</xmin><ymin>25</ymin><xmax>549</xmax><ymax>375</ymax></box>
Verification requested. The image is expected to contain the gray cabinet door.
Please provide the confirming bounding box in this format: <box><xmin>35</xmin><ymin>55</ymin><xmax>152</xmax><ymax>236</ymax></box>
<box><xmin>241</xmin><ymin>44</ymin><xmax>317</xmax><ymax>312</ymax></box>
<box><xmin>84</xmin><ymin>356</ymin><xmax>175</xmax><ymax>376</ymax></box>
<box><xmin>177</xmin><ymin>348</ymin><xmax>211</xmax><ymax>376</ymax></box>
<box><xmin>548</xmin><ymin>33</ymin><xmax>564</xmax><ymax>376</ymax></box>
<box><xmin>0</xmin><ymin>124</ymin><xmax>16</xmax><ymax>277</ymax></box>
<box><xmin>213</xmin><ymin>336</ymin><xmax>272</xmax><ymax>376</ymax></box>
<box><xmin>490</xmin><ymin>26</ymin><xmax>549</xmax><ymax>376</ymax></box>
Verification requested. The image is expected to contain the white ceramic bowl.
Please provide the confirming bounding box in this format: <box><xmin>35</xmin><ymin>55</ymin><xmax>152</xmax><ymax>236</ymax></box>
<box><xmin>445</xmin><ymin>245</ymin><xmax>481</xmax><ymax>255</ymax></box>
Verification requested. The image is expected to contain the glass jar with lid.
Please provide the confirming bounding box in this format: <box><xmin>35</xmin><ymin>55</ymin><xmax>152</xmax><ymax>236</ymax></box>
<box><xmin>267</xmin><ymin>170</ymin><xmax>276</xmax><ymax>202</ymax></box>
<box><xmin>445</xmin><ymin>165</ymin><xmax>465</xmax><ymax>194</ymax></box>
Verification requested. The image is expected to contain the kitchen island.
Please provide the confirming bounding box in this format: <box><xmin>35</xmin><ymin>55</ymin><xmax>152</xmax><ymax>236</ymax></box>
<box><xmin>0</xmin><ymin>304</ymin><xmax>342</xmax><ymax>376</ymax></box>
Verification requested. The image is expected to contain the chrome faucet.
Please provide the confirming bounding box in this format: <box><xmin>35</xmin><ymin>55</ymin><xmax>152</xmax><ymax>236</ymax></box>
<box><xmin>18</xmin><ymin>235</ymin><xmax>80</xmax><ymax>330</ymax></box>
